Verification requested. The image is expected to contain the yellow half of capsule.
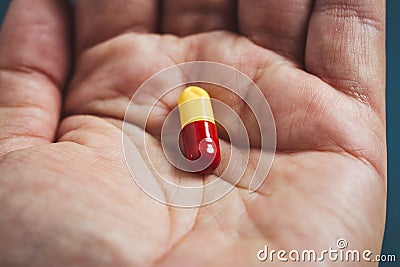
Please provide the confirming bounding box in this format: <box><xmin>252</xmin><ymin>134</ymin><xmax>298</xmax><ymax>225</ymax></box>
<box><xmin>178</xmin><ymin>86</ymin><xmax>215</xmax><ymax>129</ymax></box>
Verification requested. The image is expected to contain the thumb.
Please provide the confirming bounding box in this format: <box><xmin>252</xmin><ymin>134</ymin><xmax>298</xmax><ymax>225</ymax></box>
<box><xmin>0</xmin><ymin>0</ymin><xmax>71</xmax><ymax>156</ymax></box>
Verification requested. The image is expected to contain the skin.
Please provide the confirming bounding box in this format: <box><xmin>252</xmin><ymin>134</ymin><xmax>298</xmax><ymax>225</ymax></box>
<box><xmin>0</xmin><ymin>0</ymin><xmax>386</xmax><ymax>266</ymax></box>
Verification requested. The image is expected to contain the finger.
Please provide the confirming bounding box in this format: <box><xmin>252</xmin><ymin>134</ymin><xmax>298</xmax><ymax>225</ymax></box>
<box><xmin>0</xmin><ymin>0</ymin><xmax>71</xmax><ymax>156</ymax></box>
<box><xmin>162</xmin><ymin>0</ymin><xmax>236</xmax><ymax>35</ymax></box>
<box><xmin>238</xmin><ymin>0</ymin><xmax>313</xmax><ymax>64</ymax></box>
<box><xmin>63</xmin><ymin>31</ymin><xmax>385</xmax><ymax>175</ymax></box>
<box><xmin>75</xmin><ymin>0</ymin><xmax>159</xmax><ymax>53</ymax></box>
<box><xmin>305</xmin><ymin>0</ymin><xmax>386</xmax><ymax>114</ymax></box>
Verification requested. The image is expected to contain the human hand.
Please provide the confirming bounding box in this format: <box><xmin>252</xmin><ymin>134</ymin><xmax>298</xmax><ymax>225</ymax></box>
<box><xmin>0</xmin><ymin>0</ymin><xmax>386</xmax><ymax>266</ymax></box>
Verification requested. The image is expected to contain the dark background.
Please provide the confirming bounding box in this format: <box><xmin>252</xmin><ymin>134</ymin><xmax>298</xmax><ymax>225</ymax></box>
<box><xmin>0</xmin><ymin>0</ymin><xmax>398</xmax><ymax>265</ymax></box>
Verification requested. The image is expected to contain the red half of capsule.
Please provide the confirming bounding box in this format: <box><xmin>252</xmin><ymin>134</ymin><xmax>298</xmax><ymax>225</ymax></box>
<box><xmin>180</xmin><ymin>120</ymin><xmax>221</xmax><ymax>174</ymax></box>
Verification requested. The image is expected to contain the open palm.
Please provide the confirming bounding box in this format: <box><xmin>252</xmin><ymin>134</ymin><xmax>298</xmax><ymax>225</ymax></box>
<box><xmin>0</xmin><ymin>0</ymin><xmax>386</xmax><ymax>266</ymax></box>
